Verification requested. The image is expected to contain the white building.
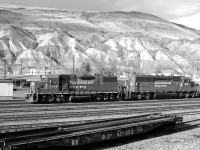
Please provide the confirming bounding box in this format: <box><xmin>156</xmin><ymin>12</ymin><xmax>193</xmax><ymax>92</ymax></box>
<box><xmin>24</xmin><ymin>67</ymin><xmax>59</xmax><ymax>75</ymax></box>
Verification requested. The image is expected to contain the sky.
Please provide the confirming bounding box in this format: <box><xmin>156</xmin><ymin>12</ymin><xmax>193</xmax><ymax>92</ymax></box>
<box><xmin>0</xmin><ymin>0</ymin><xmax>200</xmax><ymax>30</ymax></box>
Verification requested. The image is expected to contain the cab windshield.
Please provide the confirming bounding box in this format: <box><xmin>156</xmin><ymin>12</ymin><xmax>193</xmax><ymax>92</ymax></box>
<box><xmin>36</xmin><ymin>81</ymin><xmax>47</xmax><ymax>89</ymax></box>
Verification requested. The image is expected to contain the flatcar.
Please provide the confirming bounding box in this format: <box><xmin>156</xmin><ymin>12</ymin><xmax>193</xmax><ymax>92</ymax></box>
<box><xmin>25</xmin><ymin>74</ymin><xmax>199</xmax><ymax>103</ymax></box>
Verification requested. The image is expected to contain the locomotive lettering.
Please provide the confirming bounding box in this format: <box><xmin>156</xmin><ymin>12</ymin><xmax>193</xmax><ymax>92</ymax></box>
<box><xmin>70</xmin><ymin>79</ymin><xmax>94</xmax><ymax>84</ymax></box>
<box><xmin>155</xmin><ymin>85</ymin><xmax>167</xmax><ymax>87</ymax></box>
<box><xmin>155</xmin><ymin>81</ymin><xmax>171</xmax><ymax>87</ymax></box>
<box><xmin>155</xmin><ymin>82</ymin><xmax>171</xmax><ymax>84</ymax></box>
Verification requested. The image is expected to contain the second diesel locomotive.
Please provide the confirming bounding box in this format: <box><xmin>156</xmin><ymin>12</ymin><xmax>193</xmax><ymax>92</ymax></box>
<box><xmin>26</xmin><ymin>74</ymin><xmax>199</xmax><ymax>103</ymax></box>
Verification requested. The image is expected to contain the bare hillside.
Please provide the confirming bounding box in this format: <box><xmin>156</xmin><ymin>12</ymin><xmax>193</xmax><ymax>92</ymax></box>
<box><xmin>0</xmin><ymin>5</ymin><xmax>200</xmax><ymax>76</ymax></box>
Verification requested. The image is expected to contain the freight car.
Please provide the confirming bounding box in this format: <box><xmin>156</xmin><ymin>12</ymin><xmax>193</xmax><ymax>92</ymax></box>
<box><xmin>25</xmin><ymin>74</ymin><xmax>199</xmax><ymax>103</ymax></box>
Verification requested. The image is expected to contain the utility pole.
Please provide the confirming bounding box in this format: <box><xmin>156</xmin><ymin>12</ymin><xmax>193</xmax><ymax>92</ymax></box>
<box><xmin>71</xmin><ymin>38</ymin><xmax>76</xmax><ymax>74</ymax></box>
<box><xmin>50</xmin><ymin>58</ymin><xmax>52</xmax><ymax>74</ymax></box>
<box><xmin>3</xmin><ymin>57</ymin><xmax>6</xmax><ymax>80</ymax></box>
<box><xmin>0</xmin><ymin>50</ymin><xmax>6</xmax><ymax>80</ymax></box>
<box><xmin>20</xmin><ymin>60</ymin><xmax>23</xmax><ymax>75</ymax></box>
<box><xmin>73</xmin><ymin>55</ymin><xmax>75</xmax><ymax>74</ymax></box>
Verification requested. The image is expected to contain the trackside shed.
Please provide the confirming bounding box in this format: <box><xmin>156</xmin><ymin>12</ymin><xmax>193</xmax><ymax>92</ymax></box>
<box><xmin>0</xmin><ymin>80</ymin><xmax>13</xmax><ymax>99</ymax></box>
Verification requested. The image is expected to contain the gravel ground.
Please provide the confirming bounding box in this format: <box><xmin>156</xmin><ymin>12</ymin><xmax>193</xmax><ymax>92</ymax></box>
<box><xmin>106</xmin><ymin>129</ymin><xmax>200</xmax><ymax>150</ymax></box>
<box><xmin>104</xmin><ymin>114</ymin><xmax>200</xmax><ymax>150</ymax></box>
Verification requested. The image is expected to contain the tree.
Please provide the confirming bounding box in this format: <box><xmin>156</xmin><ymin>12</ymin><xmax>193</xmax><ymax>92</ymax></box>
<box><xmin>80</xmin><ymin>62</ymin><xmax>92</xmax><ymax>75</ymax></box>
<box><xmin>0</xmin><ymin>50</ymin><xmax>7</xmax><ymax>79</ymax></box>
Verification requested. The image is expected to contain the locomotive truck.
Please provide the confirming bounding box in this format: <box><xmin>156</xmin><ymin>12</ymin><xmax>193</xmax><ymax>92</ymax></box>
<box><xmin>25</xmin><ymin>74</ymin><xmax>199</xmax><ymax>103</ymax></box>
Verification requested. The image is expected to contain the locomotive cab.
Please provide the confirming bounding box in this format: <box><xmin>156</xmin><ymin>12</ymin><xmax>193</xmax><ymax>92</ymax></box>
<box><xmin>26</xmin><ymin>81</ymin><xmax>47</xmax><ymax>103</ymax></box>
<box><xmin>26</xmin><ymin>75</ymin><xmax>59</xmax><ymax>103</ymax></box>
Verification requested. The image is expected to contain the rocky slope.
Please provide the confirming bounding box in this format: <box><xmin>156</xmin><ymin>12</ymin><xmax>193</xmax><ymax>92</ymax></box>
<box><xmin>0</xmin><ymin>5</ymin><xmax>200</xmax><ymax>76</ymax></box>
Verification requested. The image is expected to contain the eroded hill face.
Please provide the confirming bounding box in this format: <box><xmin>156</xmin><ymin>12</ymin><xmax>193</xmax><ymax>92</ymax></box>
<box><xmin>0</xmin><ymin>6</ymin><xmax>200</xmax><ymax>76</ymax></box>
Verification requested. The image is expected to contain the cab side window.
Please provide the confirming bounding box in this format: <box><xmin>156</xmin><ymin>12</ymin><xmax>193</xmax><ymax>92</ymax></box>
<box><xmin>49</xmin><ymin>79</ymin><xmax>57</xmax><ymax>89</ymax></box>
<box><xmin>191</xmin><ymin>82</ymin><xmax>195</xmax><ymax>87</ymax></box>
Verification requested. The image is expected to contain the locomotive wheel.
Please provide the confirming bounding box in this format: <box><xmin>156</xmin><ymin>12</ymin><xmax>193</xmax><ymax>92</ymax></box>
<box><xmin>137</xmin><ymin>94</ymin><xmax>142</xmax><ymax>100</ymax></box>
<box><xmin>28</xmin><ymin>94</ymin><xmax>34</xmax><ymax>103</ymax></box>
<box><xmin>103</xmin><ymin>95</ymin><xmax>108</xmax><ymax>101</ymax></box>
<box><xmin>192</xmin><ymin>93</ymin><xmax>196</xmax><ymax>98</ymax></box>
<box><xmin>68</xmin><ymin>96</ymin><xmax>72</xmax><ymax>102</ymax></box>
<box><xmin>185</xmin><ymin>93</ymin><xmax>189</xmax><ymax>98</ymax></box>
<box><xmin>56</xmin><ymin>95</ymin><xmax>62</xmax><ymax>103</ymax></box>
<box><xmin>41</xmin><ymin>95</ymin><xmax>47</xmax><ymax>103</ymax></box>
<box><xmin>104</xmin><ymin>94</ymin><xmax>108</xmax><ymax>101</ymax></box>
<box><xmin>91</xmin><ymin>95</ymin><xmax>97</xmax><ymax>102</ymax></box>
<box><xmin>151</xmin><ymin>93</ymin><xmax>156</xmax><ymax>100</ymax></box>
<box><xmin>110</xmin><ymin>94</ymin><xmax>117</xmax><ymax>101</ymax></box>
<box><xmin>49</xmin><ymin>94</ymin><xmax>55</xmax><ymax>103</ymax></box>
<box><xmin>63</xmin><ymin>95</ymin><xmax>70</xmax><ymax>102</ymax></box>
<box><xmin>116</xmin><ymin>93</ymin><xmax>122</xmax><ymax>100</ymax></box>
<box><xmin>96</xmin><ymin>96</ymin><xmax>101</xmax><ymax>101</ymax></box>
<box><xmin>96</xmin><ymin>95</ymin><xmax>104</xmax><ymax>101</ymax></box>
<box><xmin>146</xmin><ymin>93</ymin><xmax>151</xmax><ymax>100</ymax></box>
<box><xmin>178</xmin><ymin>93</ymin><xmax>183</xmax><ymax>98</ymax></box>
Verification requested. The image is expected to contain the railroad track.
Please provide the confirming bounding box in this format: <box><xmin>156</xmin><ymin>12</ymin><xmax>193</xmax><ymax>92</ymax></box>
<box><xmin>1</xmin><ymin>98</ymin><xmax>200</xmax><ymax>113</ymax></box>
<box><xmin>0</xmin><ymin>105</ymin><xmax>199</xmax><ymax>124</ymax></box>
<box><xmin>0</xmin><ymin>102</ymin><xmax>199</xmax><ymax>119</ymax></box>
<box><xmin>1</xmin><ymin>98</ymin><xmax>200</xmax><ymax>133</ymax></box>
<box><xmin>1</xmin><ymin>100</ymin><xmax>200</xmax><ymax>111</ymax></box>
<box><xmin>1</xmin><ymin>106</ymin><xmax>200</xmax><ymax>134</ymax></box>
<box><xmin>0</xmin><ymin>98</ymin><xmax>200</xmax><ymax>106</ymax></box>
<box><xmin>0</xmin><ymin>102</ymin><xmax>200</xmax><ymax>118</ymax></box>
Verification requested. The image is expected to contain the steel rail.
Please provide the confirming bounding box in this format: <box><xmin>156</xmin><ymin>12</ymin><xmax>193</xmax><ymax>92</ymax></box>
<box><xmin>0</xmin><ymin>104</ymin><xmax>199</xmax><ymax>122</ymax></box>
<box><xmin>0</xmin><ymin>98</ymin><xmax>200</xmax><ymax>106</ymax></box>
<box><xmin>1</xmin><ymin>100</ymin><xmax>200</xmax><ymax>111</ymax></box>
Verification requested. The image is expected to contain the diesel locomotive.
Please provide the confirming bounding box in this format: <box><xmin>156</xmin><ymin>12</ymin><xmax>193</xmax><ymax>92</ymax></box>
<box><xmin>25</xmin><ymin>74</ymin><xmax>199</xmax><ymax>103</ymax></box>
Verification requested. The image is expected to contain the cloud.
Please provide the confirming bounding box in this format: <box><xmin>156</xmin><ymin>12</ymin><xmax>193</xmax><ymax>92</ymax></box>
<box><xmin>107</xmin><ymin>0</ymin><xmax>200</xmax><ymax>29</ymax></box>
<box><xmin>0</xmin><ymin>0</ymin><xmax>200</xmax><ymax>18</ymax></box>
<box><xmin>0</xmin><ymin>0</ymin><xmax>116</xmax><ymax>11</ymax></box>
<box><xmin>110</xmin><ymin>0</ymin><xmax>200</xmax><ymax>19</ymax></box>
<box><xmin>163</xmin><ymin>1</ymin><xmax>200</xmax><ymax>17</ymax></box>
<box><xmin>172</xmin><ymin>13</ymin><xmax>200</xmax><ymax>30</ymax></box>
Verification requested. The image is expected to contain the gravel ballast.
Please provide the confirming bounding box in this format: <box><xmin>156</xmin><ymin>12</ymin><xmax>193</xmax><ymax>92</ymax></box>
<box><xmin>104</xmin><ymin>114</ymin><xmax>200</xmax><ymax>150</ymax></box>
